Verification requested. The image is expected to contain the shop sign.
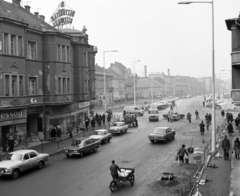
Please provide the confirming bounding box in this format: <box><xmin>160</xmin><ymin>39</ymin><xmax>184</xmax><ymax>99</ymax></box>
<box><xmin>0</xmin><ymin>110</ymin><xmax>25</xmax><ymax>120</ymax></box>
<box><xmin>79</xmin><ymin>101</ymin><xmax>89</xmax><ymax>109</ymax></box>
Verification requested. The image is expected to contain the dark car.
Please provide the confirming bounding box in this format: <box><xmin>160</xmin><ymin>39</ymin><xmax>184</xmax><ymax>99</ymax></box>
<box><xmin>64</xmin><ymin>137</ymin><xmax>100</xmax><ymax>158</ymax></box>
<box><xmin>148</xmin><ymin>127</ymin><xmax>175</xmax><ymax>143</ymax></box>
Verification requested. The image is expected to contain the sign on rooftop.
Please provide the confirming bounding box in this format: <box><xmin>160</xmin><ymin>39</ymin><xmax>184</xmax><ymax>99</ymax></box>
<box><xmin>50</xmin><ymin>1</ymin><xmax>75</xmax><ymax>29</ymax></box>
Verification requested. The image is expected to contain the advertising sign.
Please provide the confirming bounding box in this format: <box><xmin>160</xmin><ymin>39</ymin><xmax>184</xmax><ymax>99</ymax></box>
<box><xmin>50</xmin><ymin>1</ymin><xmax>75</xmax><ymax>28</ymax></box>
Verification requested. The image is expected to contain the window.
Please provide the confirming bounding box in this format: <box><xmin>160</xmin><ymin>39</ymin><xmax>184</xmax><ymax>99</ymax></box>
<box><xmin>28</xmin><ymin>41</ymin><xmax>37</xmax><ymax>60</ymax></box>
<box><xmin>18</xmin><ymin>36</ymin><xmax>23</xmax><ymax>56</ymax></box>
<box><xmin>29</xmin><ymin>152</ymin><xmax>37</xmax><ymax>158</ymax></box>
<box><xmin>58</xmin><ymin>77</ymin><xmax>62</xmax><ymax>94</ymax></box>
<box><xmin>57</xmin><ymin>45</ymin><xmax>69</xmax><ymax>62</ymax></box>
<box><xmin>24</xmin><ymin>154</ymin><xmax>30</xmax><ymax>160</ymax></box>
<box><xmin>5</xmin><ymin>75</ymin><xmax>10</xmax><ymax>96</ymax></box>
<box><xmin>19</xmin><ymin>76</ymin><xmax>24</xmax><ymax>96</ymax></box>
<box><xmin>62</xmin><ymin>46</ymin><xmax>65</xmax><ymax>62</ymax></box>
<box><xmin>57</xmin><ymin>45</ymin><xmax>61</xmax><ymax>61</ymax></box>
<box><xmin>29</xmin><ymin>77</ymin><xmax>37</xmax><ymax>95</ymax></box>
<box><xmin>67</xmin><ymin>78</ymin><xmax>70</xmax><ymax>93</ymax></box>
<box><xmin>63</xmin><ymin>78</ymin><xmax>66</xmax><ymax>94</ymax></box>
<box><xmin>66</xmin><ymin>46</ymin><xmax>69</xmax><ymax>62</ymax></box>
<box><xmin>10</xmin><ymin>35</ymin><xmax>16</xmax><ymax>55</ymax></box>
<box><xmin>12</xmin><ymin>75</ymin><xmax>17</xmax><ymax>96</ymax></box>
<box><xmin>3</xmin><ymin>33</ymin><xmax>8</xmax><ymax>54</ymax></box>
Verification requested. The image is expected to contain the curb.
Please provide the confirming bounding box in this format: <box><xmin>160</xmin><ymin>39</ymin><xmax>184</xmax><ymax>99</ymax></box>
<box><xmin>50</xmin><ymin>150</ymin><xmax>64</xmax><ymax>157</ymax></box>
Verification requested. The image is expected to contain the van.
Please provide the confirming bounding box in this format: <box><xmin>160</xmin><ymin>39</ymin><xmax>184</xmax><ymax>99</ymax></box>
<box><xmin>123</xmin><ymin>106</ymin><xmax>144</xmax><ymax>116</ymax></box>
<box><xmin>148</xmin><ymin>109</ymin><xmax>159</xmax><ymax>121</ymax></box>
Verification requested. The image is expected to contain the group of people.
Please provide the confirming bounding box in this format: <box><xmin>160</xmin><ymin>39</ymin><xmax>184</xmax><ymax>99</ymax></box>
<box><xmin>50</xmin><ymin>125</ymin><xmax>63</xmax><ymax>142</ymax></box>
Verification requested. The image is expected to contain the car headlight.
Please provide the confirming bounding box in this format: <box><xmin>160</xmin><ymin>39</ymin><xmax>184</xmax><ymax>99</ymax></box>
<box><xmin>3</xmin><ymin>168</ymin><xmax>12</xmax><ymax>173</ymax></box>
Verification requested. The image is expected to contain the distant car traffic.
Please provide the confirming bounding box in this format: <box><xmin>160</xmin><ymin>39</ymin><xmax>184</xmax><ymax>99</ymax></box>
<box><xmin>64</xmin><ymin>137</ymin><xmax>100</xmax><ymax>158</ymax></box>
<box><xmin>109</xmin><ymin>122</ymin><xmax>128</xmax><ymax>134</ymax></box>
<box><xmin>148</xmin><ymin>109</ymin><xmax>159</xmax><ymax>121</ymax></box>
<box><xmin>89</xmin><ymin>129</ymin><xmax>112</xmax><ymax>144</ymax></box>
<box><xmin>123</xmin><ymin>106</ymin><xmax>144</xmax><ymax>116</ymax></box>
<box><xmin>0</xmin><ymin>150</ymin><xmax>49</xmax><ymax>179</ymax></box>
<box><xmin>148</xmin><ymin>127</ymin><xmax>175</xmax><ymax>143</ymax></box>
<box><xmin>163</xmin><ymin>111</ymin><xmax>185</xmax><ymax>121</ymax></box>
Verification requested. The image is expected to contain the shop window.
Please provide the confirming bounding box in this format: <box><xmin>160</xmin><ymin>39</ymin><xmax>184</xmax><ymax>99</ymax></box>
<box><xmin>28</xmin><ymin>41</ymin><xmax>37</xmax><ymax>60</ymax></box>
<box><xmin>29</xmin><ymin>77</ymin><xmax>37</xmax><ymax>95</ymax></box>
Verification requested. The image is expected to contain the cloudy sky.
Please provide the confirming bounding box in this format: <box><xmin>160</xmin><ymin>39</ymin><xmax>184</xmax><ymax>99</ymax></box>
<box><xmin>6</xmin><ymin>0</ymin><xmax>240</xmax><ymax>78</ymax></box>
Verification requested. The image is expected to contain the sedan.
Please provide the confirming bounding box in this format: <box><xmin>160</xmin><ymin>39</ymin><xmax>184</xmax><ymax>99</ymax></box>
<box><xmin>0</xmin><ymin>150</ymin><xmax>49</xmax><ymax>179</ymax></box>
<box><xmin>109</xmin><ymin>122</ymin><xmax>128</xmax><ymax>135</ymax></box>
<box><xmin>89</xmin><ymin>129</ymin><xmax>112</xmax><ymax>144</ymax></box>
<box><xmin>149</xmin><ymin>127</ymin><xmax>175</xmax><ymax>143</ymax></box>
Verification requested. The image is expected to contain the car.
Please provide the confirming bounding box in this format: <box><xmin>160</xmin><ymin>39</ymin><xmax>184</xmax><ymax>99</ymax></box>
<box><xmin>148</xmin><ymin>127</ymin><xmax>175</xmax><ymax>143</ymax></box>
<box><xmin>148</xmin><ymin>109</ymin><xmax>159</xmax><ymax>121</ymax></box>
<box><xmin>89</xmin><ymin>129</ymin><xmax>112</xmax><ymax>144</ymax></box>
<box><xmin>163</xmin><ymin>111</ymin><xmax>185</xmax><ymax>121</ymax></box>
<box><xmin>123</xmin><ymin>106</ymin><xmax>144</xmax><ymax>116</ymax></box>
<box><xmin>0</xmin><ymin>149</ymin><xmax>49</xmax><ymax>179</ymax></box>
<box><xmin>109</xmin><ymin>122</ymin><xmax>129</xmax><ymax>134</ymax></box>
<box><xmin>64</xmin><ymin>137</ymin><xmax>100</xmax><ymax>158</ymax></box>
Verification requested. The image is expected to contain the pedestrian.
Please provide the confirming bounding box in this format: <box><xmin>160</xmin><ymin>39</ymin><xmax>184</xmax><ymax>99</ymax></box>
<box><xmin>187</xmin><ymin>112</ymin><xmax>191</xmax><ymax>123</ymax></box>
<box><xmin>233</xmin><ymin>138</ymin><xmax>240</xmax><ymax>159</ymax></box>
<box><xmin>221</xmin><ymin>110</ymin><xmax>225</xmax><ymax>118</ymax></box>
<box><xmin>110</xmin><ymin>160</ymin><xmax>121</xmax><ymax>187</ymax></box>
<box><xmin>238</xmin><ymin>123</ymin><xmax>240</xmax><ymax>136</ymax></box>
<box><xmin>8</xmin><ymin>129</ymin><xmax>14</xmax><ymax>152</ymax></box>
<box><xmin>85</xmin><ymin>117</ymin><xmax>90</xmax><ymax>131</ymax></box>
<box><xmin>209</xmin><ymin>114</ymin><xmax>212</xmax><ymax>125</ymax></box>
<box><xmin>107</xmin><ymin>113</ymin><xmax>111</xmax><ymax>126</ymax></box>
<box><xmin>230</xmin><ymin>113</ymin><xmax>234</xmax><ymax>123</ymax></box>
<box><xmin>167</xmin><ymin>111</ymin><xmax>170</xmax><ymax>122</ymax></box>
<box><xmin>176</xmin><ymin>144</ymin><xmax>189</xmax><ymax>166</ymax></box>
<box><xmin>226</xmin><ymin>112</ymin><xmax>230</xmax><ymax>123</ymax></box>
<box><xmin>199</xmin><ymin>121</ymin><xmax>205</xmax><ymax>136</ymax></box>
<box><xmin>102</xmin><ymin>113</ymin><xmax>106</xmax><ymax>125</ymax></box>
<box><xmin>222</xmin><ymin>135</ymin><xmax>230</xmax><ymax>160</ymax></box>
<box><xmin>227</xmin><ymin>122</ymin><xmax>234</xmax><ymax>136</ymax></box>
<box><xmin>50</xmin><ymin>126</ymin><xmax>56</xmax><ymax>142</ymax></box>
<box><xmin>238</xmin><ymin>112</ymin><xmax>240</xmax><ymax>119</ymax></box>
<box><xmin>235</xmin><ymin>117</ymin><xmax>240</xmax><ymax>127</ymax></box>
<box><xmin>203</xmin><ymin>101</ymin><xmax>205</xmax><ymax>107</ymax></box>
<box><xmin>123</xmin><ymin>110</ymin><xmax>126</xmax><ymax>117</ymax></box>
<box><xmin>56</xmin><ymin>125</ymin><xmax>62</xmax><ymax>141</ymax></box>
<box><xmin>67</xmin><ymin>124</ymin><xmax>73</xmax><ymax>139</ymax></box>
<box><xmin>133</xmin><ymin>114</ymin><xmax>138</xmax><ymax>126</ymax></box>
<box><xmin>91</xmin><ymin>116</ymin><xmax>96</xmax><ymax>131</ymax></box>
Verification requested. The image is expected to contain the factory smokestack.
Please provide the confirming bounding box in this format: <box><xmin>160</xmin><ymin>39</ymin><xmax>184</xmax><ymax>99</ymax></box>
<box><xmin>144</xmin><ymin>65</ymin><xmax>147</xmax><ymax>77</ymax></box>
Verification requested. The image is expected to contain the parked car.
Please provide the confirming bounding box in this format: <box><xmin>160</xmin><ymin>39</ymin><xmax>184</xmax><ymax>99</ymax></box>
<box><xmin>123</xmin><ymin>106</ymin><xmax>144</xmax><ymax>116</ymax></box>
<box><xmin>148</xmin><ymin>109</ymin><xmax>159</xmax><ymax>121</ymax></box>
<box><xmin>109</xmin><ymin>122</ymin><xmax>129</xmax><ymax>135</ymax></box>
<box><xmin>64</xmin><ymin>137</ymin><xmax>100</xmax><ymax>158</ymax></box>
<box><xmin>0</xmin><ymin>150</ymin><xmax>49</xmax><ymax>179</ymax></box>
<box><xmin>148</xmin><ymin>127</ymin><xmax>175</xmax><ymax>143</ymax></box>
<box><xmin>89</xmin><ymin>129</ymin><xmax>112</xmax><ymax>144</ymax></box>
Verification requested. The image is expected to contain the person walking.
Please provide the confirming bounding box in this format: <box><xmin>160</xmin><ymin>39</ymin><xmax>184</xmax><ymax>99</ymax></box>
<box><xmin>50</xmin><ymin>126</ymin><xmax>56</xmax><ymax>142</ymax></box>
<box><xmin>199</xmin><ymin>121</ymin><xmax>205</xmax><ymax>136</ymax></box>
<box><xmin>167</xmin><ymin>111</ymin><xmax>170</xmax><ymax>122</ymax></box>
<box><xmin>56</xmin><ymin>125</ymin><xmax>62</xmax><ymax>142</ymax></box>
<box><xmin>222</xmin><ymin>135</ymin><xmax>231</xmax><ymax>160</ymax></box>
<box><xmin>233</xmin><ymin>138</ymin><xmax>240</xmax><ymax>159</ymax></box>
<box><xmin>91</xmin><ymin>116</ymin><xmax>96</xmax><ymax>131</ymax></box>
<box><xmin>102</xmin><ymin>113</ymin><xmax>106</xmax><ymax>125</ymax></box>
<box><xmin>67</xmin><ymin>124</ymin><xmax>73</xmax><ymax>139</ymax></box>
<box><xmin>85</xmin><ymin>117</ymin><xmax>90</xmax><ymax>131</ymax></box>
<box><xmin>177</xmin><ymin>144</ymin><xmax>189</xmax><ymax>166</ymax></box>
<box><xmin>107</xmin><ymin>113</ymin><xmax>111</xmax><ymax>126</ymax></box>
<box><xmin>227</xmin><ymin>122</ymin><xmax>234</xmax><ymax>136</ymax></box>
<box><xmin>237</xmin><ymin>123</ymin><xmax>240</xmax><ymax>136</ymax></box>
<box><xmin>203</xmin><ymin>101</ymin><xmax>205</xmax><ymax>107</ymax></box>
<box><xmin>8</xmin><ymin>129</ymin><xmax>14</xmax><ymax>152</ymax></box>
<box><xmin>235</xmin><ymin>117</ymin><xmax>240</xmax><ymax>127</ymax></box>
<box><xmin>221</xmin><ymin>110</ymin><xmax>225</xmax><ymax>119</ymax></box>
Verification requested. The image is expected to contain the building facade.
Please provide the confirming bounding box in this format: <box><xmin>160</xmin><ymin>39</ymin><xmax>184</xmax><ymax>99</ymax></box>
<box><xmin>0</xmin><ymin>0</ymin><xmax>97</xmax><ymax>152</ymax></box>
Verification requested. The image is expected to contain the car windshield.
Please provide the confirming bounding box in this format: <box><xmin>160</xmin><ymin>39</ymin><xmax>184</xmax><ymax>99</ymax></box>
<box><xmin>94</xmin><ymin>131</ymin><xmax>105</xmax><ymax>135</ymax></box>
<box><xmin>71</xmin><ymin>140</ymin><xmax>82</xmax><ymax>146</ymax></box>
<box><xmin>149</xmin><ymin>110</ymin><xmax>158</xmax><ymax>114</ymax></box>
<box><xmin>153</xmin><ymin>129</ymin><xmax>166</xmax><ymax>134</ymax></box>
<box><xmin>4</xmin><ymin>154</ymin><xmax>22</xmax><ymax>161</ymax></box>
<box><xmin>113</xmin><ymin>123</ymin><xmax>122</xmax><ymax>127</ymax></box>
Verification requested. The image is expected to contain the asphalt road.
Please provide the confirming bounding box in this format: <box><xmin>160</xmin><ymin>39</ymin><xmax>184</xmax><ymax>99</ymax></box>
<box><xmin>0</xmin><ymin>97</ymin><xmax>218</xmax><ymax>196</ymax></box>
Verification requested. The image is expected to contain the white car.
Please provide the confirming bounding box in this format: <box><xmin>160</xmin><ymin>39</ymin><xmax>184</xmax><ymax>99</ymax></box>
<box><xmin>109</xmin><ymin>122</ymin><xmax>128</xmax><ymax>135</ymax></box>
<box><xmin>148</xmin><ymin>109</ymin><xmax>159</xmax><ymax>121</ymax></box>
<box><xmin>123</xmin><ymin>106</ymin><xmax>144</xmax><ymax>116</ymax></box>
<box><xmin>89</xmin><ymin>129</ymin><xmax>112</xmax><ymax>144</ymax></box>
<box><xmin>0</xmin><ymin>150</ymin><xmax>49</xmax><ymax>179</ymax></box>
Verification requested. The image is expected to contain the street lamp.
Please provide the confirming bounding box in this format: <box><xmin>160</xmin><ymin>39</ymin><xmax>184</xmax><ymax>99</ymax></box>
<box><xmin>103</xmin><ymin>50</ymin><xmax>118</xmax><ymax>118</ymax></box>
<box><xmin>133</xmin><ymin>60</ymin><xmax>141</xmax><ymax>106</ymax></box>
<box><xmin>178</xmin><ymin>0</ymin><xmax>216</xmax><ymax>167</ymax></box>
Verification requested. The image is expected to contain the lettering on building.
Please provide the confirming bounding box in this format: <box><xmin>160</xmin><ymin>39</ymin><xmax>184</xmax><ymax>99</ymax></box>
<box><xmin>0</xmin><ymin>110</ymin><xmax>23</xmax><ymax>119</ymax></box>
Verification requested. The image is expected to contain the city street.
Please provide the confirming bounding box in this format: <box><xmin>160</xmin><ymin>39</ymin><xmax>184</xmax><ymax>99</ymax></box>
<box><xmin>0</xmin><ymin>97</ymin><xmax>225</xmax><ymax>196</ymax></box>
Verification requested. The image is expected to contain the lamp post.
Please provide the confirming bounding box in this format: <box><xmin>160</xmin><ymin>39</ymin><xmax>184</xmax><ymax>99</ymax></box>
<box><xmin>133</xmin><ymin>60</ymin><xmax>141</xmax><ymax>106</ymax></box>
<box><xmin>178</xmin><ymin>1</ymin><xmax>216</xmax><ymax>167</ymax></box>
<box><xmin>103</xmin><ymin>50</ymin><xmax>118</xmax><ymax>118</ymax></box>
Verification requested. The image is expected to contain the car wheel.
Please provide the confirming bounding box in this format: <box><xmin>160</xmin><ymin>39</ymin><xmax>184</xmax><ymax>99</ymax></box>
<box><xmin>172</xmin><ymin>135</ymin><xmax>175</xmax><ymax>140</ymax></box>
<box><xmin>11</xmin><ymin>169</ymin><xmax>20</xmax><ymax>179</ymax></box>
<box><xmin>130</xmin><ymin>174</ymin><xmax>135</xmax><ymax>185</ymax></box>
<box><xmin>79</xmin><ymin>151</ymin><xmax>84</xmax><ymax>158</ymax></box>
<box><xmin>37</xmin><ymin>161</ymin><xmax>44</xmax><ymax>169</ymax></box>
<box><xmin>150</xmin><ymin>140</ymin><xmax>154</xmax><ymax>143</ymax></box>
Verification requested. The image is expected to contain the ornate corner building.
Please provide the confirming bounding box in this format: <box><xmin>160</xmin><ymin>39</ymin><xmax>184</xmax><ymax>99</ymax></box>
<box><xmin>0</xmin><ymin>0</ymin><xmax>97</xmax><ymax>151</ymax></box>
<box><xmin>226</xmin><ymin>15</ymin><xmax>240</xmax><ymax>102</ymax></box>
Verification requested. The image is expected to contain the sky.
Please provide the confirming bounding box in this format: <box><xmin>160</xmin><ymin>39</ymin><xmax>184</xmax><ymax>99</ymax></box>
<box><xmin>6</xmin><ymin>0</ymin><xmax>240</xmax><ymax>79</ymax></box>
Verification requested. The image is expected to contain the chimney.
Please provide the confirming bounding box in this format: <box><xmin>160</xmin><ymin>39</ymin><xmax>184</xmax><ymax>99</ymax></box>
<box><xmin>144</xmin><ymin>65</ymin><xmax>147</xmax><ymax>77</ymax></box>
<box><xmin>168</xmin><ymin>69</ymin><xmax>170</xmax><ymax>76</ymax></box>
<box><xmin>12</xmin><ymin>0</ymin><xmax>21</xmax><ymax>6</ymax></box>
<box><xmin>39</xmin><ymin>15</ymin><xmax>45</xmax><ymax>21</ymax></box>
<box><xmin>34</xmin><ymin>12</ymin><xmax>39</xmax><ymax>17</ymax></box>
<box><xmin>24</xmin><ymin>5</ymin><xmax>30</xmax><ymax>12</ymax></box>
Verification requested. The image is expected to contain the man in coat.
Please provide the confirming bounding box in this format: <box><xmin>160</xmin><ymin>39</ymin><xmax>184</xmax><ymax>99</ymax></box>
<box><xmin>227</xmin><ymin>122</ymin><xmax>234</xmax><ymax>136</ymax></box>
<box><xmin>56</xmin><ymin>125</ymin><xmax>62</xmax><ymax>142</ymax></box>
<box><xmin>199</xmin><ymin>121</ymin><xmax>205</xmax><ymax>135</ymax></box>
<box><xmin>222</xmin><ymin>135</ymin><xmax>231</xmax><ymax>160</ymax></box>
<box><xmin>177</xmin><ymin>144</ymin><xmax>189</xmax><ymax>166</ymax></box>
<box><xmin>50</xmin><ymin>126</ymin><xmax>56</xmax><ymax>142</ymax></box>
